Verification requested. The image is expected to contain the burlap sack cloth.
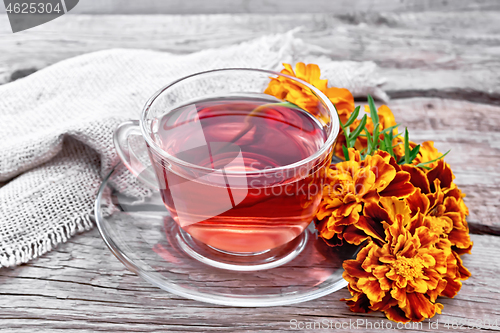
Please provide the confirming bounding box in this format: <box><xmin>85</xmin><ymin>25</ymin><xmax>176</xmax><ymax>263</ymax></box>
<box><xmin>0</xmin><ymin>32</ymin><xmax>387</xmax><ymax>268</ymax></box>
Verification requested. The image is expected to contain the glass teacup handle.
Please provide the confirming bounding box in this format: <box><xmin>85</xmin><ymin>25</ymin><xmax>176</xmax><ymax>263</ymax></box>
<box><xmin>113</xmin><ymin>120</ymin><xmax>159</xmax><ymax>190</ymax></box>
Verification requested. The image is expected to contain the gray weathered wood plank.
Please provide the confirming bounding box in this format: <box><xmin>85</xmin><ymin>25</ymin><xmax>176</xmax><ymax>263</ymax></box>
<box><xmin>1</xmin><ymin>12</ymin><xmax>500</xmax><ymax>105</ymax></box>
<box><xmin>0</xmin><ymin>227</ymin><xmax>497</xmax><ymax>332</ymax></box>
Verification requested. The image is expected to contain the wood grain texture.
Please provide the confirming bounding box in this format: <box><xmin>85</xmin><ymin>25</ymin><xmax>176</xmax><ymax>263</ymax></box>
<box><xmin>0</xmin><ymin>227</ymin><xmax>498</xmax><ymax>332</ymax></box>
<box><xmin>1</xmin><ymin>12</ymin><xmax>500</xmax><ymax>105</ymax></box>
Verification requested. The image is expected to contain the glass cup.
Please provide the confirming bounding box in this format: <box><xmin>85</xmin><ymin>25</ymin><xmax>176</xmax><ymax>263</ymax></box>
<box><xmin>114</xmin><ymin>68</ymin><xmax>339</xmax><ymax>268</ymax></box>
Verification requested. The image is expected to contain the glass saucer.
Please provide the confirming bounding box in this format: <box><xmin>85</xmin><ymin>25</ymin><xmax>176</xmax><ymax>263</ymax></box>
<box><xmin>94</xmin><ymin>163</ymin><xmax>358</xmax><ymax>307</ymax></box>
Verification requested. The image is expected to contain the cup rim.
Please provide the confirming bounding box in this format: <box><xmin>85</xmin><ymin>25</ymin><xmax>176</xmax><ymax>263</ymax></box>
<box><xmin>140</xmin><ymin>68</ymin><xmax>339</xmax><ymax>175</ymax></box>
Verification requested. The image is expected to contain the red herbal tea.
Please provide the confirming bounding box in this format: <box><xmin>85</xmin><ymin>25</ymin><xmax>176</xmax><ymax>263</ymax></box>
<box><xmin>148</xmin><ymin>96</ymin><xmax>332</xmax><ymax>253</ymax></box>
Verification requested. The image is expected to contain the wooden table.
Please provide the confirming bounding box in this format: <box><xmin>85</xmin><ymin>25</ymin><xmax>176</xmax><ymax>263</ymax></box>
<box><xmin>1</xmin><ymin>9</ymin><xmax>500</xmax><ymax>332</ymax></box>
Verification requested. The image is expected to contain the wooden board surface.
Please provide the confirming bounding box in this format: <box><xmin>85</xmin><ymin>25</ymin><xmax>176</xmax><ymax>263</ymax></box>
<box><xmin>1</xmin><ymin>11</ymin><xmax>500</xmax><ymax>332</ymax></box>
<box><xmin>0</xmin><ymin>228</ymin><xmax>498</xmax><ymax>332</ymax></box>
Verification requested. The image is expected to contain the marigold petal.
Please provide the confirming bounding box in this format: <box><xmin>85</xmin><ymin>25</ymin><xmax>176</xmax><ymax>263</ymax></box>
<box><xmin>343</xmin><ymin>260</ymin><xmax>373</xmax><ymax>280</ymax></box>
<box><xmin>363</xmin><ymin>201</ymin><xmax>393</xmax><ymax>225</ymax></box>
<box><xmin>354</xmin><ymin>170</ymin><xmax>377</xmax><ymax>197</ymax></box>
<box><xmin>440</xmin><ymin>277</ymin><xmax>462</xmax><ymax>298</ymax></box>
<box><xmin>294</xmin><ymin>62</ymin><xmax>307</xmax><ymax>80</ymax></box>
<box><xmin>408</xmin><ymin>278</ymin><xmax>429</xmax><ymax>293</ymax></box>
<box><xmin>390</xmin><ymin>284</ymin><xmax>408</xmax><ymax>305</ymax></box>
<box><xmin>433</xmin><ymin>252</ymin><xmax>449</xmax><ymax>276</ymax></box>
<box><xmin>342</xmin><ymin>292</ymin><xmax>372</xmax><ymax>313</ymax></box>
<box><xmin>385</xmin><ymin>306</ymin><xmax>411</xmax><ymax>323</ymax></box>
<box><xmin>422</xmin><ymin>267</ymin><xmax>441</xmax><ymax>291</ymax></box>
<box><xmin>388</xmin><ymin>269</ymin><xmax>408</xmax><ymax>289</ymax></box>
<box><xmin>355</xmin><ymin>241</ymin><xmax>373</xmax><ymax>260</ymax></box>
<box><xmin>420</xmin><ymin>253</ymin><xmax>437</xmax><ymax>268</ymax></box>
<box><xmin>379</xmin><ymin>171</ymin><xmax>416</xmax><ymax>198</ymax></box>
<box><xmin>448</xmin><ymin>227</ymin><xmax>472</xmax><ymax>250</ymax></box>
<box><xmin>398</xmin><ymin>236</ymin><xmax>418</xmax><ymax>258</ymax></box>
<box><xmin>358</xmin><ymin>277</ymin><xmax>386</xmax><ymax>303</ymax></box>
<box><xmin>379</xmin><ymin>255</ymin><xmax>396</xmax><ymax>264</ymax></box>
<box><xmin>306</xmin><ymin>64</ymin><xmax>328</xmax><ymax>91</ymax></box>
<box><xmin>325</xmin><ymin>87</ymin><xmax>355</xmax><ymax>114</ymax></box>
<box><xmin>415</xmin><ymin>226</ymin><xmax>439</xmax><ymax>249</ymax></box>
<box><xmin>366</xmin><ymin>155</ymin><xmax>397</xmax><ymax>191</ymax></box>
<box><xmin>354</xmin><ymin>216</ymin><xmax>386</xmax><ymax>244</ymax></box>
<box><xmin>454</xmin><ymin>251</ymin><xmax>472</xmax><ymax>279</ymax></box>
<box><xmin>402</xmin><ymin>164</ymin><xmax>431</xmax><ymax>194</ymax></box>
<box><xmin>316</xmin><ymin>215</ymin><xmax>341</xmax><ymax>237</ymax></box>
<box><xmin>445</xmin><ymin>186</ymin><xmax>463</xmax><ymax>201</ymax></box>
<box><xmin>370</xmin><ymin>293</ymin><xmax>398</xmax><ymax>312</ymax></box>
<box><xmin>316</xmin><ymin>207</ymin><xmax>334</xmax><ymax>221</ymax></box>
<box><xmin>413</xmin><ymin>141</ymin><xmax>442</xmax><ymax>168</ymax></box>
<box><xmin>427</xmin><ymin>279</ymin><xmax>448</xmax><ymax>302</ymax></box>
<box><xmin>408</xmin><ymin>212</ymin><xmax>426</xmax><ymax>234</ymax></box>
<box><xmin>347</xmin><ymin>148</ymin><xmax>361</xmax><ymax>164</ymax></box>
<box><xmin>372</xmin><ymin>266</ymin><xmax>392</xmax><ymax>291</ymax></box>
<box><xmin>282</xmin><ymin>63</ymin><xmax>295</xmax><ymax>76</ymax></box>
<box><xmin>343</xmin><ymin>224</ymin><xmax>371</xmax><ymax>245</ymax></box>
<box><xmin>403</xmin><ymin>293</ymin><xmax>440</xmax><ymax>322</ymax></box>
<box><xmin>334</xmin><ymin>203</ymin><xmax>362</xmax><ymax>227</ymax></box>
<box><xmin>383</xmin><ymin>218</ymin><xmax>405</xmax><ymax>249</ymax></box>
<box><xmin>361</xmin><ymin>243</ymin><xmax>384</xmax><ymax>272</ymax></box>
<box><xmin>406</xmin><ymin>188</ymin><xmax>430</xmax><ymax>217</ymax></box>
<box><xmin>378</xmin><ymin>105</ymin><xmax>397</xmax><ymax>130</ymax></box>
<box><xmin>396</xmin><ymin>238</ymin><xmax>413</xmax><ymax>260</ymax></box>
<box><xmin>445</xmin><ymin>211</ymin><xmax>465</xmax><ymax>229</ymax></box>
<box><xmin>454</xmin><ymin>242</ymin><xmax>473</xmax><ymax>255</ymax></box>
<box><xmin>380</xmin><ymin>196</ymin><xmax>412</xmax><ymax>226</ymax></box>
<box><xmin>443</xmin><ymin>196</ymin><xmax>462</xmax><ymax>214</ymax></box>
<box><xmin>322</xmin><ymin>233</ymin><xmax>344</xmax><ymax>247</ymax></box>
<box><xmin>427</xmin><ymin>160</ymin><xmax>454</xmax><ymax>190</ymax></box>
<box><xmin>374</xmin><ymin>150</ymin><xmax>393</xmax><ymax>164</ymax></box>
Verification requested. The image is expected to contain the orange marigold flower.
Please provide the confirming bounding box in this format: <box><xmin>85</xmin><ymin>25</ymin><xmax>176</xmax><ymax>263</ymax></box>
<box><xmin>408</xmin><ymin>213</ymin><xmax>470</xmax><ymax>299</ymax></box>
<box><xmin>342</xmin><ymin>212</ymin><xmax>449</xmax><ymax>323</ymax></box>
<box><xmin>315</xmin><ymin>149</ymin><xmax>415</xmax><ymax>246</ymax></box>
<box><xmin>264</xmin><ymin>62</ymin><xmax>355</xmax><ymax>126</ymax></box>
<box><xmin>403</xmin><ymin>160</ymin><xmax>472</xmax><ymax>299</ymax></box>
<box><xmin>403</xmin><ymin>160</ymin><xmax>473</xmax><ymax>255</ymax></box>
<box><xmin>266</xmin><ymin>61</ymin><xmax>471</xmax><ymax>323</ymax></box>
